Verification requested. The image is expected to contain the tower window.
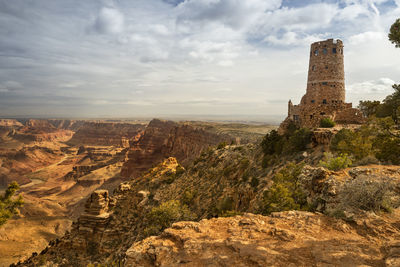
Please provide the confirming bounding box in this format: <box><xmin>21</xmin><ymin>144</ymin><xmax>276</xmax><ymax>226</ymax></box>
<box><xmin>311</xmin><ymin>100</ymin><xmax>315</xmax><ymax>103</ymax></box>
<box><xmin>312</xmin><ymin>65</ymin><xmax>316</xmax><ymax>71</ymax></box>
<box><xmin>322</xmin><ymin>99</ymin><xmax>327</xmax><ymax>104</ymax></box>
<box><xmin>332</xmin><ymin>48</ymin><xmax>337</xmax><ymax>54</ymax></box>
<box><xmin>314</xmin><ymin>49</ymin><xmax>319</xmax><ymax>56</ymax></box>
<box><xmin>322</xmin><ymin>82</ymin><xmax>328</xmax><ymax>85</ymax></box>
<box><xmin>323</xmin><ymin>48</ymin><xmax>327</xmax><ymax>55</ymax></box>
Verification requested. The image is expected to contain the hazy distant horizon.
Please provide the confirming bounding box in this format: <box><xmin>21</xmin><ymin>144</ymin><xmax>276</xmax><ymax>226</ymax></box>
<box><xmin>1</xmin><ymin>0</ymin><xmax>399</xmax><ymax>118</ymax></box>
<box><xmin>0</xmin><ymin>114</ymin><xmax>283</xmax><ymax>125</ymax></box>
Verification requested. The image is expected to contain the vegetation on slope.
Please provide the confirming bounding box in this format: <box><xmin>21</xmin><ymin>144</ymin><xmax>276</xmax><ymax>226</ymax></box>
<box><xmin>0</xmin><ymin>182</ymin><xmax>23</xmax><ymax>227</ymax></box>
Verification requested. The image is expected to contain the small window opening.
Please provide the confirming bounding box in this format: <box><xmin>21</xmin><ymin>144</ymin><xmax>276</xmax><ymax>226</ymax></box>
<box><xmin>322</xmin><ymin>99</ymin><xmax>327</xmax><ymax>104</ymax></box>
<box><xmin>310</xmin><ymin>115</ymin><xmax>314</xmax><ymax>119</ymax></box>
<box><xmin>314</xmin><ymin>49</ymin><xmax>319</xmax><ymax>56</ymax></box>
<box><xmin>322</xmin><ymin>82</ymin><xmax>328</xmax><ymax>85</ymax></box>
<box><xmin>323</xmin><ymin>48</ymin><xmax>327</xmax><ymax>55</ymax></box>
<box><xmin>312</xmin><ymin>65</ymin><xmax>316</xmax><ymax>71</ymax></box>
<box><xmin>320</xmin><ymin>112</ymin><xmax>326</xmax><ymax>115</ymax></box>
<box><xmin>332</xmin><ymin>48</ymin><xmax>337</xmax><ymax>54</ymax></box>
<box><xmin>325</xmin><ymin>66</ymin><xmax>328</xmax><ymax>69</ymax></box>
<box><xmin>311</xmin><ymin>100</ymin><xmax>315</xmax><ymax>103</ymax></box>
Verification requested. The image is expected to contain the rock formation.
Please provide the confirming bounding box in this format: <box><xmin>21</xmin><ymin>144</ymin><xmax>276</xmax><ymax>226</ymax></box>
<box><xmin>67</xmin><ymin>122</ymin><xmax>145</xmax><ymax>147</ymax></box>
<box><xmin>126</xmin><ymin>211</ymin><xmax>400</xmax><ymax>266</ymax></box>
<box><xmin>121</xmin><ymin>119</ymin><xmax>234</xmax><ymax>178</ymax></box>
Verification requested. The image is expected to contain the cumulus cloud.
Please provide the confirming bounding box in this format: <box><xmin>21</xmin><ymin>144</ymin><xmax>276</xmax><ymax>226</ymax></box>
<box><xmin>93</xmin><ymin>7</ymin><xmax>124</xmax><ymax>34</ymax></box>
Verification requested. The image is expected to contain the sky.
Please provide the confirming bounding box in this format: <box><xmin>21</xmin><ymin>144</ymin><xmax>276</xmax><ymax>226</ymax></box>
<box><xmin>0</xmin><ymin>0</ymin><xmax>399</xmax><ymax>122</ymax></box>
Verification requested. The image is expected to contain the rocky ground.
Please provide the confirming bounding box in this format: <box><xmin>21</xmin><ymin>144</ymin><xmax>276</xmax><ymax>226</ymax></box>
<box><xmin>127</xmin><ymin>210</ymin><xmax>400</xmax><ymax>267</ymax></box>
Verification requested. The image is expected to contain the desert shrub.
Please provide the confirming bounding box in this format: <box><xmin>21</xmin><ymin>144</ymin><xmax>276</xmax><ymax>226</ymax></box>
<box><xmin>355</xmin><ymin>155</ymin><xmax>380</xmax><ymax>166</ymax></box>
<box><xmin>320</xmin><ymin>118</ymin><xmax>336</xmax><ymax>128</ymax></box>
<box><xmin>261</xmin><ymin>130</ymin><xmax>284</xmax><ymax>155</ymax></box>
<box><xmin>175</xmin><ymin>165</ymin><xmax>185</xmax><ymax>176</ymax></box>
<box><xmin>181</xmin><ymin>190</ymin><xmax>197</xmax><ymax>206</ymax></box>
<box><xmin>0</xmin><ymin>181</ymin><xmax>24</xmax><ymax>227</ymax></box>
<box><xmin>239</xmin><ymin>158</ymin><xmax>250</xmax><ymax>170</ymax></box>
<box><xmin>261</xmin><ymin>128</ymin><xmax>311</xmax><ymax>158</ymax></box>
<box><xmin>250</xmin><ymin>177</ymin><xmax>259</xmax><ymax>188</ymax></box>
<box><xmin>261</xmin><ymin>163</ymin><xmax>308</xmax><ymax>215</ymax></box>
<box><xmin>339</xmin><ymin>179</ymin><xmax>396</xmax><ymax>212</ymax></box>
<box><xmin>286</xmin><ymin>128</ymin><xmax>312</xmax><ymax>152</ymax></box>
<box><xmin>330</xmin><ymin>127</ymin><xmax>374</xmax><ymax>160</ymax></box>
<box><xmin>217</xmin><ymin>142</ymin><xmax>227</xmax><ymax>149</ymax></box>
<box><xmin>144</xmin><ymin>200</ymin><xmax>194</xmax><ymax>236</ymax></box>
<box><xmin>218</xmin><ymin>196</ymin><xmax>234</xmax><ymax>213</ymax></box>
<box><xmin>374</xmin><ymin>135</ymin><xmax>400</xmax><ymax>165</ymax></box>
<box><xmin>319</xmin><ymin>152</ymin><xmax>352</xmax><ymax>171</ymax></box>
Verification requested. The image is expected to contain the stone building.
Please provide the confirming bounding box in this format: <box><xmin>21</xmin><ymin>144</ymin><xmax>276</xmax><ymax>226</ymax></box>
<box><xmin>279</xmin><ymin>39</ymin><xmax>364</xmax><ymax>132</ymax></box>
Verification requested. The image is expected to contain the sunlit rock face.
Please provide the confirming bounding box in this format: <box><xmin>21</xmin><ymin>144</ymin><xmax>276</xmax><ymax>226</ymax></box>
<box><xmin>121</xmin><ymin>119</ymin><xmax>233</xmax><ymax>178</ymax></box>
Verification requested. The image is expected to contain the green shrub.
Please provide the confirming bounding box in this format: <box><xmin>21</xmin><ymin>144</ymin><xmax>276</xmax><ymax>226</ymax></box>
<box><xmin>0</xmin><ymin>182</ymin><xmax>24</xmax><ymax>227</ymax></box>
<box><xmin>286</xmin><ymin>128</ymin><xmax>312</xmax><ymax>152</ymax></box>
<box><xmin>261</xmin><ymin>163</ymin><xmax>308</xmax><ymax>215</ymax></box>
<box><xmin>181</xmin><ymin>190</ymin><xmax>197</xmax><ymax>206</ymax></box>
<box><xmin>144</xmin><ymin>200</ymin><xmax>194</xmax><ymax>236</ymax></box>
<box><xmin>217</xmin><ymin>142</ymin><xmax>227</xmax><ymax>149</ymax></box>
<box><xmin>175</xmin><ymin>165</ymin><xmax>185</xmax><ymax>176</ymax></box>
<box><xmin>217</xmin><ymin>196</ymin><xmax>234</xmax><ymax>213</ymax></box>
<box><xmin>250</xmin><ymin>177</ymin><xmax>259</xmax><ymax>188</ymax></box>
<box><xmin>330</xmin><ymin>128</ymin><xmax>374</xmax><ymax>160</ymax></box>
<box><xmin>261</xmin><ymin>130</ymin><xmax>283</xmax><ymax>155</ymax></box>
<box><xmin>261</xmin><ymin>128</ymin><xmax>311</xmax><ymax>157</ymax></box>
<box><xmin>374</xmin><ymin>135</ymin><xmax>400</xmax><ymax>164</ymax></box>
<box><xmin>320</xmin><ymin>118</ymin><xmax>336</xmax><ymax>128</ymax></box>
<box><xmin>319</xmin><ymin>152</ymin><xmax>352</xmax><ymax>171</ymax></box>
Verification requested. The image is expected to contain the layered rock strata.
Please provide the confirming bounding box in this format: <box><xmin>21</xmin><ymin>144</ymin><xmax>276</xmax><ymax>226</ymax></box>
<box><xmin>121</xmin><ymin>119</ymin><xmax>233</xmax><ymax>178</ymax></box>
<box><xmin>67</xmin><ymin>122</ymin><xmax>145</xmax><ymax>147</ymax></box>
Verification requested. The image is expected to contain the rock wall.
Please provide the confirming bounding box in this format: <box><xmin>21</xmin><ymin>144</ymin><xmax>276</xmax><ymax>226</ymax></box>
<box><xmin>67</xmin><ymin>122</ymin><xmax>145</xmax><ymax>147</ymax></box>
<box><xmin>120</xmin><ymin>119</ymin><xmax>234</xmax><ymax>178</ymax></box>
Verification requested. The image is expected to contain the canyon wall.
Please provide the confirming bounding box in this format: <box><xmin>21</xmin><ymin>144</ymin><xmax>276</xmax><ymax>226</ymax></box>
<box><xmin>67</xmin><ymin>122</ymin><xmax>145</xmax><ymax>147</ymax></box>
<box><xmin>120</xmin><ymin>119</ymin><xmax>234</xmax><ymax>178</ymax></box>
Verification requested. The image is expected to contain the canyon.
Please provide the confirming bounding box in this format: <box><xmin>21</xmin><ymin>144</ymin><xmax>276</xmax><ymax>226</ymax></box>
<box><xmin>0</xmin><ymin>118</ymin><xmax>268</xmax><ymax>266</ymax></box>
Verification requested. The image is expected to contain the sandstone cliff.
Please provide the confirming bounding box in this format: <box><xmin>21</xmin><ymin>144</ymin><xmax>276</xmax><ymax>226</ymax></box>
<box><xmin>12</xmin><ymin>119</ymin><xmax>74</xmax><ymax>143</ymax></box>
<box><xmin>67</xmin><ymin>122</ymin><xmax>145</xmax><ymax>147</ymax></box>
<box><xmin>120</xmin><ymin>119</ymin><xmax>234</xmax><ymax>178</ymax></box>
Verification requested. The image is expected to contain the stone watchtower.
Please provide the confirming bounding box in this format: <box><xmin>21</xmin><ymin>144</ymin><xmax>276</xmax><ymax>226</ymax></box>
<box><xmin>281</xmin><ymin>39</ymin><xmax>364</xmax><ymax>131</ymax></box>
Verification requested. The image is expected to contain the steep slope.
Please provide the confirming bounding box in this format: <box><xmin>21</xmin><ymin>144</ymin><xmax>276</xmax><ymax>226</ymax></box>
<box><xmin>17</xmin><ymin>141</ymin><xmax>400</xmax><ymax>266</ymax></box>
<box><xmin>121</xmin><ymin>119</ymin><xmax>234</xmax><ymax>178</ymax></box>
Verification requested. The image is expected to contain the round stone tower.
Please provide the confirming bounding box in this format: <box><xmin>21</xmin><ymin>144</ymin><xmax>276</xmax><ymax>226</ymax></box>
<box><xmin>302</xmin><ymin>39</ymin><xmax>345</xmax><ymax>105</ymax></box>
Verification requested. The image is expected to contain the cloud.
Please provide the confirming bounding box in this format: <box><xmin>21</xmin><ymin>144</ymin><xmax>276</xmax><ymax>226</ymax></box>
<box><xmin>177</xmin><ymin>0</ymin><xmax>282</xmax><ymax>29</ymax></box>
<box><xmin>348</xmin><ymin>31</ymin><xmax>385</xmax><ymax>45</ymax></box>
<box><xmin>93</xmin><ymin>7</ymin><xmax>124</xmax><ymax>34</ymax></box>
<box><xmin>348</xmin><ymin>77</ymin><xmax>395</xmax><ymax>94</ymax></box>
<box><xmin>0</xmin><ymin>0</ymin><xmax>400</xmax><ymax>119</ymax></box>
